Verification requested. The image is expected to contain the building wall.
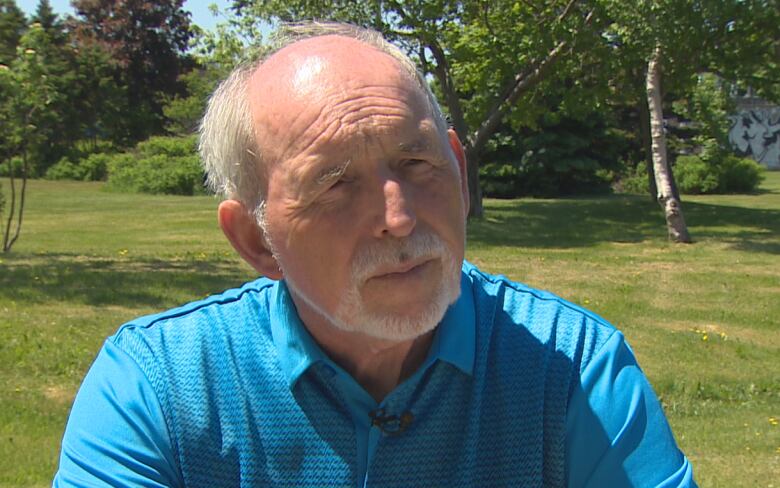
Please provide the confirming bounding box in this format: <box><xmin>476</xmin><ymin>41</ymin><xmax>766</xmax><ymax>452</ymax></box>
<box><xmin>729</xmin><ymin>98</ymin><xmax>780</xmax><ymax>170</ymax></box>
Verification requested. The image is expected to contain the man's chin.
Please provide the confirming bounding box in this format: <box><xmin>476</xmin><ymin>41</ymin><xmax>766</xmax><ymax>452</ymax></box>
<box><xmin>336</xmin><ymin>288</ymin><xmax>460</xmax><ymax>342</ymax></box>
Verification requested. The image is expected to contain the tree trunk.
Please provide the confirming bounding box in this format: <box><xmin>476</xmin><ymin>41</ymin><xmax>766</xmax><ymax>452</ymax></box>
<box><xmin>645</xmin><ymin>45</ymin><xmax>691</xmax><ymax>243</ymax></box>
<box><xmin>465</xmin><ymin>147</ymin><xmax>483</xmax><ymax>218</ymax></box>
<box><xmin>637</xmin><ymin>94</ymin><xmax>657</xmax><ymax>200</ymax></box>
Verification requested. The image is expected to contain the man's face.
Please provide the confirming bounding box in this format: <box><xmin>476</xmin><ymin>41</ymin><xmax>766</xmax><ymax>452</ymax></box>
<box><xmin>250</xmin><ymin>38</ymin><xmax>469</xmax><ymax>341</ymax></box>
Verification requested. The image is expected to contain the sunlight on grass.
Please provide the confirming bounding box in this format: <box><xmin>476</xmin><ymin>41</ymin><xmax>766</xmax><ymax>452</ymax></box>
<box><xmin>1</xmin><ymin>174</ymin><xmax>779</xmax><ymax>486</ymax></box>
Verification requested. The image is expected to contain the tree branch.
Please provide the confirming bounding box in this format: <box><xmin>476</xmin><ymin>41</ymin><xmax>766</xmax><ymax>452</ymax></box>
<box><xmin>470</xmin><ymin>9</ymin><xmax>594</xmax><ymax>156</ymax></box>
<box><xmin>427</xmin><ymin>39</ymin><xmax>469</xmax><ymax>140</ymax></box>
<box><xmin>556</xmin><ymin>0</ymin><xmax>579</xmax><ymax>24</ymax></box>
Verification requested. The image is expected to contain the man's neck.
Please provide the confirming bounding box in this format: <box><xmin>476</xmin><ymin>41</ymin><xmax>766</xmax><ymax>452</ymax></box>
<box><xmin>300</xmin><ymin>311</ymin><xmax>435</xmax><ymax>402</ymax></box>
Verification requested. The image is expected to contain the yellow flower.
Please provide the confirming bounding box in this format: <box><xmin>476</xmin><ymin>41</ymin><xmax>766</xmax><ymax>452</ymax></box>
<box><xmin>769</xmin><ymin>417</ymin><xmax>778</xmax><ymax>426</ymax></box>
<box><xmin>702</xmin><ymin>334</ymin><xmax>708</xmax><ymax>341</ymax></box>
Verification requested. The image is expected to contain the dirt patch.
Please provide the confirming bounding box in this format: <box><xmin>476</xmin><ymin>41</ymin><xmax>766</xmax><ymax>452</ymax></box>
<box><xmin>643</xmin><ymin>319</ymin><xmax>779</xmax><ymax>349</ymax></box>
<box><xmin>43</xmin><ymin>385</ymin><xmax>75</xmax><ymax>405</ymax></box>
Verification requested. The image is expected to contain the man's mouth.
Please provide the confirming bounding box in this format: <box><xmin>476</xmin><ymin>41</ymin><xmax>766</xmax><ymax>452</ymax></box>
<box><xmin>368</xmin><ymin>257</ymin><xmax>436</xmax><ymax>281</ymax></box>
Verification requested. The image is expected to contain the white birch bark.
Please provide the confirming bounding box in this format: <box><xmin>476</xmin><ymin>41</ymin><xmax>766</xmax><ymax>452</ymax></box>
<box><xmin>646</xmin><ymin>45</ymin><xmax>691</xmax><ymax>243</ymax></box>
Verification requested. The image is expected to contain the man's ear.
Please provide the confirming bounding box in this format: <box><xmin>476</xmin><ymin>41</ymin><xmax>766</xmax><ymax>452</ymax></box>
<box><xmin>218</xmin><ymin>200</ymin><xmax>282</xmax><ymax>280</ymax></box>
<box><xmin>447</xmin><ymin>129</ymin><xmax>470</xmax><ymax>217</ymax></box>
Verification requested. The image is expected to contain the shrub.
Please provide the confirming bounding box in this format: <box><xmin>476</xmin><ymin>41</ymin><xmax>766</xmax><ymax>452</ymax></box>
<box><xmin>105</xmin><ymin>135</ymin><xmax>206</xmax><ymax>196</ymax></box>
<box><xmin>674</xmin><ymin>151</ymin><xmax>764</xmax><ymax>194</ymax></box>
<box><xmin>45</xmin><ymin>158</ymin><xmax>83</xmax><ymax>181</ymax></box>
<box><xmin>107</xmin><ymin>153</ymin><xmax>205</xmax><ymax>195</ymax></box>
<box><xmin>479</xmin><ymin>163</ymin><xmax>521</xmax><ymax>199</ymax></box>
<box><xmin>617</xmin><ymin>162</ymin><xmax>652</xmax><ymax>195</ymax></box>
<box><xmin>675</xmin><ymin>155</ymin><xmax>720</xmax><ymax>194</ymax></box>
<box><xmin>136</xmin><ymin>135</ymin><xmax>198</xmax><ymax>158</ymax></box>
<box><xmin>479</xmin><ymin>113</ymin><xmax>624</xmax><ymax>198</ymax></box>
<box><xmin>719</xmin><ymin>155</ymin><xmax>764</xmax><ymax>193</ymax></box>
<box><xmin>0</xmin><ymin>156</ymin><xmax>25</xmax><ymax>177</ymax></box>
<box><xmin>45</xmin><ymin>153</ymin><xmax>111</xmax><ymax>181</ymax></box>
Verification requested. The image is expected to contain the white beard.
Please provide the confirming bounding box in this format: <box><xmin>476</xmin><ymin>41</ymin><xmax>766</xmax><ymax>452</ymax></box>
<box><xmin>278</xmin><ymin>230</ymin><xmax>461</xmax><ymax>342</ymax></box>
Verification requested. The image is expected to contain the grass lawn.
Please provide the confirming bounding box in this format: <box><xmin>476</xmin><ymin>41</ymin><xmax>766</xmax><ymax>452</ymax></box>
<box><xmin>2</xmin><ymin>173</ymin><xmax>779</xmax><ymax>487</ymax></box>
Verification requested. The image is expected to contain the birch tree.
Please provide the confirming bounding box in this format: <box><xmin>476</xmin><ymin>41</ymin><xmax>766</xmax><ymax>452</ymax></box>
<box><xmin>604</xmin><ymin>0</ymin><xmax>778</xmax><ymax>242</ymax></box>
<box><xmin>645</xmin><ymin>44</ymin><xmax>690</xmax><ymax>241</ymax></box>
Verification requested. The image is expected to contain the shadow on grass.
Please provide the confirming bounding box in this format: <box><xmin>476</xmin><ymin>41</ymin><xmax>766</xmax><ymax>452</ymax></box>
<box><xmin>1</xmin><ymin>253</ymin><xmax>254</xmax><ymax>308</ymax></box>
<box><xmin>467</xmin><ymin>194</ymin><xmax>780</xmax><ymax>253</ymax></box>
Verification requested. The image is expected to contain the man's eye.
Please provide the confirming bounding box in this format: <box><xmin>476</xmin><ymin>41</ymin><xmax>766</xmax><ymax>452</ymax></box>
<box><xmin>326</xmin><ymin>175</ymin><xmax>353</xmax><ymax>191</ymax></box>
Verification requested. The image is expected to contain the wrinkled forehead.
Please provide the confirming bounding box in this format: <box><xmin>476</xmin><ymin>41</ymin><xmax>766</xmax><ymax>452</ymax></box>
<box><xmin>248</xmin><ymin>36</ymin><xmax>430</xmax><ymax>125</ymax></box>
<box><xmin>247</xmin><ymin>35</ymin><xmax>436</xmax><ymax>161</ymax></box>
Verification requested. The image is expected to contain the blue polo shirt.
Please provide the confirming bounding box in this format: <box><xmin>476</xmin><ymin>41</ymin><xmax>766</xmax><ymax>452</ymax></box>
<box><xmin>272</xmin><ymin>276</ymin><xmax>476</xmax><ymax>486</ymax></box>
<box><xmin>54</xmin><ymin>262</ymin><xmax>696</xmax><ymax>487</ymax></box>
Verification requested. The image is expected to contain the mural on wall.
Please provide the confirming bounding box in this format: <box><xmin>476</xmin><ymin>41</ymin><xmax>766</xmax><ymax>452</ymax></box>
<box><xmin>729</xmin><ymin>108</ymin><xmax>780</xmax><ymax>169</ymax></box>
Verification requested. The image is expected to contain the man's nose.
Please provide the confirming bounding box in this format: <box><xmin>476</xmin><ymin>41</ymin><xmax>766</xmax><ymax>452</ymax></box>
<box><xmin>374</xmin><ymin>178</ymin><xmax>416</xmax><ymax>238</ymax></box>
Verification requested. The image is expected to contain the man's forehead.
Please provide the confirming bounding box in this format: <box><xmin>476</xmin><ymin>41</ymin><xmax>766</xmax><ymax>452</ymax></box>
<box><xmin>249</xmin><ymin>35</ymin><xmax>414</xmax><ymax>103</ymax></box>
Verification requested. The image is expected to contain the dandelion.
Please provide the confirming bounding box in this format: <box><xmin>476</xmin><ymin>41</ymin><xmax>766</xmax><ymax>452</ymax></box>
<box><xmin>118</xmin><ymin>249</ymin><xmax>129</xmax><ymax>257</ymax></box>
<box><xmin>584</xmin><ymin>299</ymin><xmax>591</xmax><ymax>305</ymax></box>
<box><xmin>702</xmin><ymin>334</ymin><xmax>708</xmax><ymax>341</ymax></box>
<box><xmin>769</xmin><ymin>417</ymin><xmax>778</xmax><ymax>426</ymax></box>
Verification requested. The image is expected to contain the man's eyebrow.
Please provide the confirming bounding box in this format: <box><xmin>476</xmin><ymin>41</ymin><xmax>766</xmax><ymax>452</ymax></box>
<box><xmin>398</xmin><ymin>137</ymin><xmax>430</xmax><ymax>153</ymax></box>
<box><xmin>315</xmin><ymin>160</ymin><xmax>351</xmax><ymax>185</ymax></box>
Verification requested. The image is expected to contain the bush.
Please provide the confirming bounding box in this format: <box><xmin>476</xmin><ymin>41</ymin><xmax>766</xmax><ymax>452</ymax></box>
<box><xmin>675</xmin><ymin>155</ymin><xmax>720</xmax><ymax>194</ymax></box>
<box><xmin>136</xmin><ymin>135</ymin><xmax>198</xmax><ymax>158</ymax></box>
<box><xmin>44</xmin><ymin>158</ymin><xmax>82</xmax><ymax>181</ymax></box>
<box><xmin>0</xmin><ymin>156</ymin><xmax>25</xmax><ymax>177</ymax></box>
<box><xmin>105</xmin><ymin>135</ymin><xmax>205</xmax><ymax>196</ymax></box>
<box><xmin>107</xmin><ymin>153</ymin><xmax>205</xmax><ymax>195</ymax></box>
<box><xmin>45</xmin><ymin>153</ymin><xmax>111</xmax><ymax>181</ymax></box>
<box><xmin>479</xmin><ymin>162</ymin><xmax>521</xmax><ymax>199</ymax></box>
<box><xmin>617</xmin><ymin>162</ymin><xmax>652</xmax><ymax>195</ymax></box>
<box><xmin>479</xmin><ymin>113</ymin><xmax>624</xmax><ymax>198</ymax></box>
<box><xmin>675</xmin><ymin>151</ymin><xmax>764</xmax><ymax>194</ymax></box>
<box><xmin>720</xmin><ymin>156</ymin><xmax>764</xmax><ymax>193</ymax></box>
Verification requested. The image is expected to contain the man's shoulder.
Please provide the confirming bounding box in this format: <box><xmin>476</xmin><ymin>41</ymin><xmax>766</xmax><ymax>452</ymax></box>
<box><xmin>463</xmin><ymin>262</ymin><xmax>618</xmax><ymax>372</ymax></box>
<box><xmin>108</xmin><ymin>277</ymin><xmax>278</xmax><ymax>364</ymax></box>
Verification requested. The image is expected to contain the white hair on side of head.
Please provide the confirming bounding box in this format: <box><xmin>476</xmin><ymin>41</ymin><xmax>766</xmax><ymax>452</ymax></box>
<box><xmin>198</xmin><ymin>21</ymin><xmax>449</xmax><ymax>225</ymax></box>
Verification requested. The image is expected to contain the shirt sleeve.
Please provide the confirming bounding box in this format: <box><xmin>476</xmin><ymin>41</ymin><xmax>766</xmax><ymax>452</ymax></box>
<box><xmin>565</xmin><ymin>331</ymin><xmax>697</xmax><ymax>487</ymax></box>
<box><xmin>53</xmin><ymin>339</ymin><xmax>183</xmax><ymax>487</ymax></box>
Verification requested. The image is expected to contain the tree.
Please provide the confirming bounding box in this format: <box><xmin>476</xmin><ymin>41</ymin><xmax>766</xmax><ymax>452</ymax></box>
<box><xmin>0</xmin><ymin>24</ymin><xmax>62</xmax><ymax>251</ymax></box>
<box><xmin>32</xmin><ymin>0</ymin><xmax>67</xmax><ymax>45</ymax></box>
<box><xmin>0</xmin><ymin>0</ymin><xmax>26</xmax><ymax>65</ymax></box>
<box><xmin>645</xmin><ymin>45</ymin><xmax>690</xmax><ymax>242</ymax></box>
<box><xmin>228</xmin><ymin>0</ymin><xmax>603</xmax><ymax>217</ymax></box>
<box><xmin>604</xmin><ymin>0</ymin><xmax>779</xmax><ymax>242</ymax></box>
<box><xmin>70</xmin><ymin>0</ymin><xmax>195</xmax><ymax>141</ymax></box>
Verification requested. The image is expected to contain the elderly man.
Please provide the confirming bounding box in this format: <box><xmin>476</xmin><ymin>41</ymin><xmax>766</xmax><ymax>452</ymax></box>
<box><xmin>55</xmin><ymin>23</ymin><xmax>695</xmax><ymax>487</ymax></box>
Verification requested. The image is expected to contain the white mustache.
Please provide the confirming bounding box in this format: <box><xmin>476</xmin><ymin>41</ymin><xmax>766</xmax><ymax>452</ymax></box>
<box><xmin>351</xmin><ymin>231</ymin><xmax>445</xmax><ymax>283</ymax></box>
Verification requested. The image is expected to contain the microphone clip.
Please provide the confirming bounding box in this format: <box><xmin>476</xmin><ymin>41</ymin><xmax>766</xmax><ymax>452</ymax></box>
<box><xmin>369</xmin><ymin>408</ymin><xmax>414</xmax><ymax>436</ymax></box>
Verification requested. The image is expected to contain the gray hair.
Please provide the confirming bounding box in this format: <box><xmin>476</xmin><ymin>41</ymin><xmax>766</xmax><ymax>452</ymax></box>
<box><xmin>198</xmin><ymin>21</ymin><xmax>448</xmax><ymax>225</ymax></box>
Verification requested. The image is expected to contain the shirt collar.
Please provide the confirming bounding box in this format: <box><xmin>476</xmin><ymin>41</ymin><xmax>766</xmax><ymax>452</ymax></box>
<box><xmin>269</xmin><ymin>266</ymin><xmax>476</xmax><ymax>389</ymax></box>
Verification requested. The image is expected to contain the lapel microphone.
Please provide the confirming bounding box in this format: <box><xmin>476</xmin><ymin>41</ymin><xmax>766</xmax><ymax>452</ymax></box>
<box><xmin>368</xmin><ymin>408</ymin><xmax>414</xmax><ymax>436</ymax></box>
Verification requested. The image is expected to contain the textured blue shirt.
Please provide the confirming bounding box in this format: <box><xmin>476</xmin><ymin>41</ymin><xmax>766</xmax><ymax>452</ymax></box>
<box><xmin>54</xmin><ymin>262</ymin><xmax>696</xmax><ymax>487</ymax></box>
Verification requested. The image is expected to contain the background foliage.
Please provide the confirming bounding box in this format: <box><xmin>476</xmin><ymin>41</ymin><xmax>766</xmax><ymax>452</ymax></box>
<box><xmin>1</xmin><ymin>0</ymin><xmax>777</xmax><ymax>201</ymax></box>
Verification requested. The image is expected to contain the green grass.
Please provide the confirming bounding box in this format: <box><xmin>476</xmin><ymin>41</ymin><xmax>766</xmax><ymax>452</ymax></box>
<box><xmin>2</xmin><ymin>175</ymin><xmax>779</xmax><ymax>487</ymax></box>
